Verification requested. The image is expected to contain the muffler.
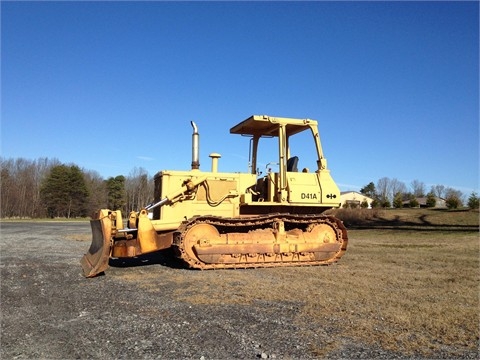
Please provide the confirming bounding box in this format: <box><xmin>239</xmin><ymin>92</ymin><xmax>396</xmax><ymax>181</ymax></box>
<box><xmin>191</xmin><ymin>121</ymin><xmax>200</xmax><ymax>170</ymax></box>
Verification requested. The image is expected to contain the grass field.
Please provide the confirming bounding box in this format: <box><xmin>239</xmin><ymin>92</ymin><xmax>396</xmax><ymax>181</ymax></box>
<box><xmin>317</xmin><ymin>229</ymin><xmax>478</xmax><ymax>356</ymax></box>
<box><xmin>306</xmin><ymin>209</ymin><xmax>478</xmax><ymax>356</ymax></box>
<box><xmin>302</xmin><ymin>209</ymin><xmax>478</xmax><ymax>356</ymax></box>
<box><xmin>123</xmin><ymin>208</ymin><xmax>479</xmax><ymax>357</ymax></box>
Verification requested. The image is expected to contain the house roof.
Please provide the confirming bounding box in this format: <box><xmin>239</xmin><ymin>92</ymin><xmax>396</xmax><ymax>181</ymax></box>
<box><xmin>341</xmin><ymin>191</ymin><xmax>369</xmax><ymax>196</ymax></box>
<box><xmin>340</xmin><ymin>191</ymin><xmax>374</xmax><ymax>201</ymax></box>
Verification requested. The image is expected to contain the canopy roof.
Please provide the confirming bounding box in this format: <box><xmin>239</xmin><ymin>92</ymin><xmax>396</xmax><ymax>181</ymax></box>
<box><xmin>230</xmin><ymin>115</ymin><xmax>317</xmax><ymax>137</ymax></box>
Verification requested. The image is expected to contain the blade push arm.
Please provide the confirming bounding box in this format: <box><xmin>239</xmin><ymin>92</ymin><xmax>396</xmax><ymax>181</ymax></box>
<box><xmin>145</xmin><ymin>176</ymin><xmax>208</xmax><ymax>211</ymax></box>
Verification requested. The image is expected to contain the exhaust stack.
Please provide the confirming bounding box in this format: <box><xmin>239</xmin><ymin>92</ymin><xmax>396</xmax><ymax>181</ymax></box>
<box><xmin>191</xmin><ymin>121</ymin><xmax>200</xmax><ymax>170</ymax></box>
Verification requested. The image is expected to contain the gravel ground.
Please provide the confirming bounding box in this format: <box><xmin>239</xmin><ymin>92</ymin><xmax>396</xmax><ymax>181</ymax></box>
<box><xmin>0</xmin><ymin>221</ymin><xmax>477</xmax><ymax>359</ymax></box>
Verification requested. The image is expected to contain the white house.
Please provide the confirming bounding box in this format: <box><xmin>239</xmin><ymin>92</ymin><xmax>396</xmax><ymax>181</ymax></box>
<box><xmin>340</xmin><ymin>191</ymin><xmax>374</xmax><ymax>208</ymax></box>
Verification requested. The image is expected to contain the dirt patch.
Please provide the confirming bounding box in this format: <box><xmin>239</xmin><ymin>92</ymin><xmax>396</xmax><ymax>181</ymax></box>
<box><xmin>1</xmin><ymin>221</ymin><xmax>478</xmax><ymax>359</ymax></box>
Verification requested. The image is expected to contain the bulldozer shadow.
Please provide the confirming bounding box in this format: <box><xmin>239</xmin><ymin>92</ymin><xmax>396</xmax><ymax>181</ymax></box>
<box><xmin>109</xmin><ymin>249</ymin><xmax>185</xmax><ymax>270</ymax></box>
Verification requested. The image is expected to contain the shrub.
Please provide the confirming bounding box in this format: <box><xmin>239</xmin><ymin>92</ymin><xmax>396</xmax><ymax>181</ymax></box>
<box><xmin>409</xmin><ymin>197</ymin><xmax>419</xmax><ymax>208</ymax></box>
<box><xmin>467</xmin><ymin>192</ymin><xmax>479</xmax><ymax>209</ymax></box>
<box><xmin>381</xmin><ymin>199</ymin><xmax>391</xmax><ymax>208</ymax></box>
<box><xmin>393</xmin><ymin>193</ymin><xmax>403</xmax><ymax>208</ymax></box>
<box><xmin>446</xmin><ymin>195</ymin><xmax>461</xmax><ymax>209</ymax></box>
<box><xmin>426</xmin><ymin>192</ymin><xmax>436</xmax><ymax>208</ymax></box>
<box><xmin>371</xmin><ymin>199</ymin><xmax>380</xmax><ymax>208</ymax></box>
<box><xmin>328</xmin><ymin>208</ymin><xmax>381</xmax><ymax>226</ymax></box>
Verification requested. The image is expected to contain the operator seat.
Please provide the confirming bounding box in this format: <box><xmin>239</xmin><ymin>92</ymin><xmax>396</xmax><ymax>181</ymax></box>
<box><xmin>287</xmin><ymin>156</ymin><xmax>299</xmax><ymax>172</ymax></box>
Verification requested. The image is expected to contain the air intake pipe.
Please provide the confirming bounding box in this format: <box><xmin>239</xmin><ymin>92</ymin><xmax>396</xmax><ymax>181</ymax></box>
<box><xmin>191</xmin><ymin>121</ymin><xmax>200</xmax><ymax>170</ymax></box>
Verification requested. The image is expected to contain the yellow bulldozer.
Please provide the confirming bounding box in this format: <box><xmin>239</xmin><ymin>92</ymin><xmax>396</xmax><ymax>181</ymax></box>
<box><xmin>81</xmin><ymin>115</ymin><xmax>348</xmax><ymax>277</ymax></box>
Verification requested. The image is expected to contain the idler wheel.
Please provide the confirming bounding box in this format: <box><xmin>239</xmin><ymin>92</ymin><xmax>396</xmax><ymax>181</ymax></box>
<box><xmin>308</xmin><ymin>222</ymin><xmax>339</xmax><ymax>244</ymax></box>
<box><xmin>182</xmin><ymin>223</ymin><xmax>220</xmax><ymax>264</ymax></box>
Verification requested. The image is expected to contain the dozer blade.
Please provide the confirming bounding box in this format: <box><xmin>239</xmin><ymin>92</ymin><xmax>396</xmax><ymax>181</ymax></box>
<box><xmin>80</xmin><ymin>217</ymin><xmax>112</xmax><ymax>278</ymax></box>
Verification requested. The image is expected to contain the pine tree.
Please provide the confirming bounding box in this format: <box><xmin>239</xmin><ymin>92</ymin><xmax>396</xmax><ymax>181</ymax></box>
<box><xmin>40</xmin><ymin>164</ymin><xmax>89</xmax><ymax>217</ymax></box>
<box><xmin>426</xmin><ymin>192</ymin><xmax>436</xmax><ymax>208</ymax></box>
<box><xmin>360</xmin><ymin>182</ymin><xmax>376</xmax><ymax>198</ymax></box>
<box><xmin>68</xmin><ymin>165</ymin><xmax>89</xmax><ymax>217</ymax></box>
<box><xmin>467</xmin><ymin>192</ymin><xmax>479</xmax><ymax>209</ymax></box>
<box><xmin>393</xmin><ymin>192</ymin><xmax>404</xmax><ymax>208</ymax></box>
<box><xmin>106</xmin><ymin>175</ymin><xmax>127</xmax><ymax>211</ymax></box>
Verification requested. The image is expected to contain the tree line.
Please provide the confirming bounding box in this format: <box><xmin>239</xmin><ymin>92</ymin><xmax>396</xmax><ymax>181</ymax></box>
<box><xmin>1</xmin><ymin>157</ymin><xmax>478</xmax><ymax>218</ymax></box>
<box><xmin>1</xmin><ymin>157</ymin><xmax>154</xmax><ymax>218</ymax></box>
<box><xmin>357</xmin><ymin>177</ymin><xmax>479</xmax><ymax>210</ymax></box>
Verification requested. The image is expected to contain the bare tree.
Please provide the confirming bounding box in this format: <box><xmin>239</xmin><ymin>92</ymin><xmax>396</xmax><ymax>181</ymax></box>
<box><xmin>411</xmin><ymin>179</ymin><xmax>426</xmax><ymax>197</ymax></box>
<box><xmin>431</xmin><ymin>184</ymin><xmax>446</xmax><ymax>199</ymax></box>
<box><xmin>125</xmin><ymin>167</ymin><xmax>153</xmax><ymax>212</ymax></box>
<box><xmin>391</xmin><ymin>178</ymin><xmax>407</xmax><ymax>199</ymax></box>
<box><xmin>1</xmin><ymin>157</ymin><xmax>60</xmax><ymax>218</ymax></box>
<box><xmin>376</xmin><ymin>177</ymin><xmax>406</xmax><ymax>205</ymax></box>
<box><xmin>1</xmin><ymin>158</ymin><xmax>14</xmax><ymax>217</ymax></box>
<box><xmin>376</xmin><ymin>177</ymin><xmax>391</xmax><ymax>204</ymax></box>
<box><xmin>83</xmin><ymin>169</ymin><xmax>107</xmax><ymax>215</ymax></box>
<box><xmin>1</xmin><ymin>158</ymin><xmax>37</xmax><ymax>217</ymax></box>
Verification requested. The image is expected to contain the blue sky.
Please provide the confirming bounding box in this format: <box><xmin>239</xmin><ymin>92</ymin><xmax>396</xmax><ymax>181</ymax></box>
<box><xmin>2</xmin><ymin>1</ymin><xmax>479</xmax><ymax>194</ymax></box>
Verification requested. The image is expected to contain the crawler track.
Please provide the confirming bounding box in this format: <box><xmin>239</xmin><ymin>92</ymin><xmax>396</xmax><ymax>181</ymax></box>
<box><xmin>172</xmin><ymin>213</ymin><xmax>348</xmax><ymax>269</ymax></box>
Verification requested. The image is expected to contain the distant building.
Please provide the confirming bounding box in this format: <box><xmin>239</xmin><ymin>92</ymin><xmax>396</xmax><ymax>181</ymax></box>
<box><xmin>403</xmin><ymin>196</ymin><xmax>447</xmax><ymax>208</ymax></box>
<box><xmin>340</xmin><ymin>191</ymin><xmax>374</xmax><ymax>208</ymax></box>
